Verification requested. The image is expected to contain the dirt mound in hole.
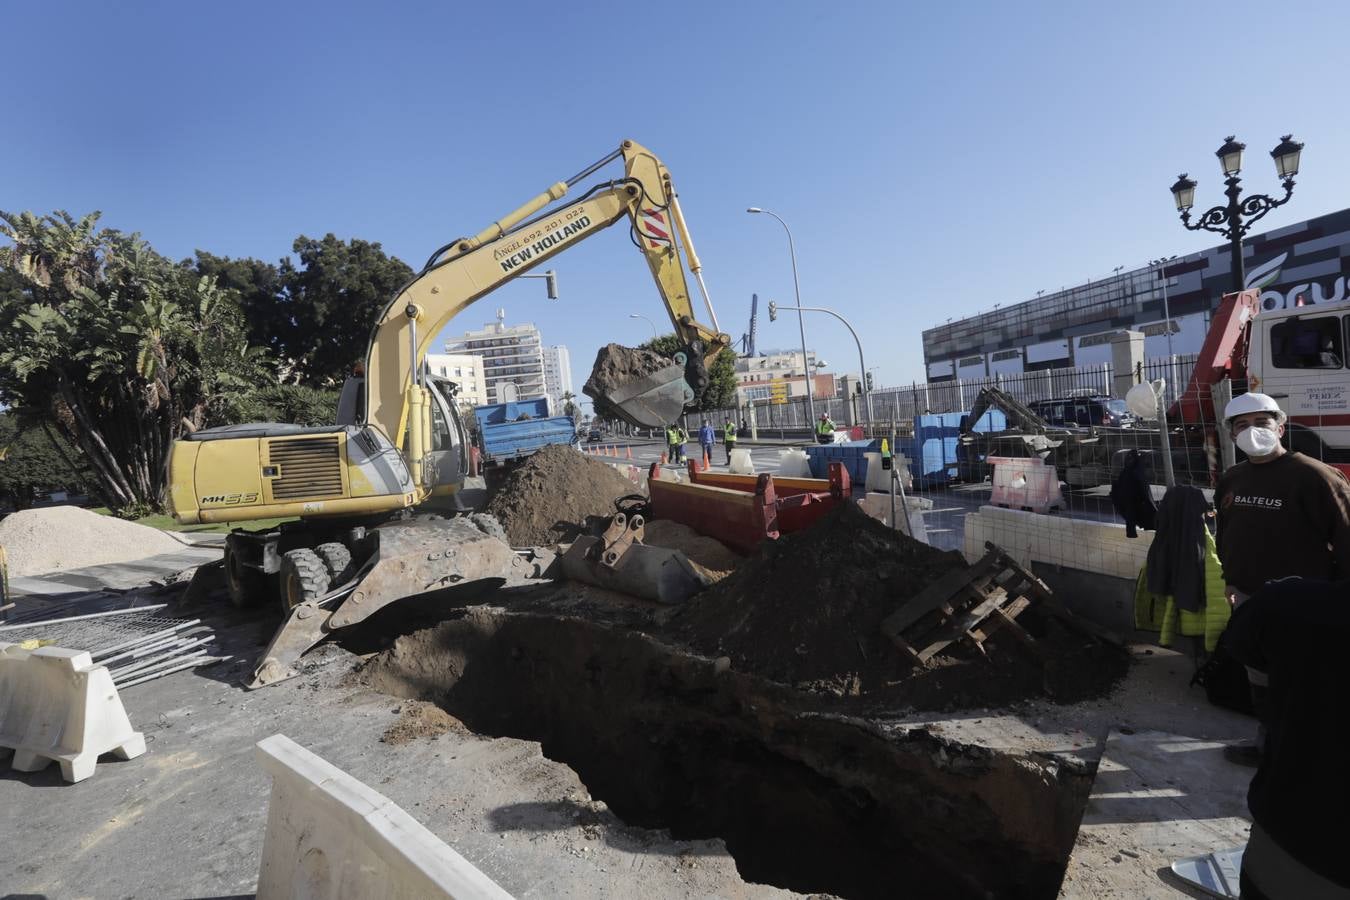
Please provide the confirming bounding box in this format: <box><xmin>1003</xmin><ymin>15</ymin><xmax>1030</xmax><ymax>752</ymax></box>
<box><xmin>483</xmin><ymin>445</ymin><xmax>641</xmax><ymax>547</ymax></box>
<box><xmin>642</xmin><ymin>519</ymin><xmax>741</xmax><ymax>582</ymax></box>
<box><xmin>670</xmin><ymin>503</ymin><xmax>1129</xmax><ymax>705</ymax></box>
<box><xmin>381</xmin><ymin>700</ymin><xmax>465</xmax><ymax>744</ymax></box>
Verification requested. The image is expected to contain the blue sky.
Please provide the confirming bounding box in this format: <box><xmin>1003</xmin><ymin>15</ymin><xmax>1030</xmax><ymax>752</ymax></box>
<box><xmin>7</xmin><ymin>0</ymin><xmax>1349</xmax><ymax>389</ymax></box>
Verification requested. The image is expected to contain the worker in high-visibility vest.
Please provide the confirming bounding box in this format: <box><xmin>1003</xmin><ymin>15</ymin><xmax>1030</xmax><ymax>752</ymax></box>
<box><xmin>665</xmin><ymin>424</ymin><xmax>681</xmax><ymax>464</ymax></box>
<box><xmin>723</xmin><ymin>420</ymin><xmax>737</xmax><ymax>465</ymax></box>
<box><xmin>815</xmin><ymin>413</ymin><xmax>836</xmax><ymax>445</ymax></box>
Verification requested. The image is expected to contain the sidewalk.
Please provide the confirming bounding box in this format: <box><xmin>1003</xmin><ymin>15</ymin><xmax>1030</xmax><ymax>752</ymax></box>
<box><xmin>7</xmin><ymin>546</ymin><xmax>221</xmax><ymax>600</ymax></box>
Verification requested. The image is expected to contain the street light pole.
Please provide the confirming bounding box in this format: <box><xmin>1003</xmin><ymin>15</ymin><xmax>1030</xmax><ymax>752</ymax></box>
<box><xmin>1171</xmin><ymin>135</ymin><xmax>1304</xmax><ymax>293</ymax></box>
<box><xmin>773</xmin><ymin>303</ymin><xmax>873</xmax><ymax>427</ymax></box>
<box><xmin>628</xmin><ymin>313</ymin><xmax>659</xmax><ymax>341</ymax></box>
<box><xmin>1150</xmin><ymin>256</ymin><xmax>1178</xmax><ymax>359</ymax></box>
<box><xmin>748</xmin><ymin>207</ymin><xmax>815</xmax><ymax>424</ymax></box>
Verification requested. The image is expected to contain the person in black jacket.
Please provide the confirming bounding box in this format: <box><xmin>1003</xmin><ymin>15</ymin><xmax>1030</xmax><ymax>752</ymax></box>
<box><xmin>1224</xmin><ymin>576</ymin><xmax>1350</xmax><ymax>898</ymax></box>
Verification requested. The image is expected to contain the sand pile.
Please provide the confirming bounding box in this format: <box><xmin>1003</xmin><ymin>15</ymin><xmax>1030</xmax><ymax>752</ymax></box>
<box><xmin>484</xmin><ymin>445</ymin><xmax>642</xmax><ymax>547</ymax></box>
<box><xmin>0</xmin><ymin>505</ymin><xmax>187</xmax><ymax>576</ymax></box>
<box><xmin>381</xmin><ymin>700</ymin><xmax>466</xmax><ymax>744</ymax></box>
<box><xmin>642</xmin><ymin>519</ymin><xmax>741</xmax><ymax>582</ymax></box>
<box><xmin>671</xmin><ymin>503</ymin><xmax>1129</xmax><ymax>705</ymax></box>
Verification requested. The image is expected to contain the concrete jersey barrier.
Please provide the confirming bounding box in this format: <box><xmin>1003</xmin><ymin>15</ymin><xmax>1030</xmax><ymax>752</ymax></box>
<box><xmin>0</xmin><ymin>642</ymin><xmax>146</xmax><ymax>783</ymax></box>
<box><xmin>962</xmin><ymin>505</ymin><xmax>1152</xmax><ymax>581</ymax></box>
<box><xmin>255</xmin><ymin>733</ymin><xmax>514</xmax><ymax>900</ymax></box>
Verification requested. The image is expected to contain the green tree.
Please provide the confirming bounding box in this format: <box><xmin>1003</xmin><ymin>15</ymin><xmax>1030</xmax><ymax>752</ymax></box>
<box><xmin>277</xmin><ymin>235</ymin><xmax>413</xmax><ymax>385</ymax></box>
<box><xmin>561</xmin><ymin>390</ymin><xmax>578</xmax><ymax>419</ymax></box>
<box><xmin>235</xmin><ymin>383</ymin><xmax>340</xmax><ymax>426</ymax></box>
<box><xmin>0</xmin><ymin>210</ymin><xmax>271</xmax><ymax>512</ymax></box>
<box><xmin>0</xmin><ymin>411</ymin><xmax>92</xmax><ymax>509</ymax></box>
<box><xmin>186</xmin><ymin>250</ymin><xmax>286</xmax><ymax>360</ymax></box>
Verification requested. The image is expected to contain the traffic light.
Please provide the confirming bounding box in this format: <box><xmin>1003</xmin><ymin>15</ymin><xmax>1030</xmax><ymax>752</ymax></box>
<box><xmin>768</xmin><ymin>300</ymin><xmax>777</xmax><ymax>322</ymax></box>
<box><xmin>865</xmin><ymin>371</ymin><xmax>874</xmax><ymax>391</ymax></box>
<box><xmin>544</xmin><ymin>269</ymin><xmax>559</xmax><ymax>300</ymax></box>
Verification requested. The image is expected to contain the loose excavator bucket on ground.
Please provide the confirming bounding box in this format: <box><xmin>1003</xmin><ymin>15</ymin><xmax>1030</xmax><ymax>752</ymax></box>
<box><xmin>246</xmin><ymin>519</ymin><xmax>533</xmax><ymax>688</ymax></box>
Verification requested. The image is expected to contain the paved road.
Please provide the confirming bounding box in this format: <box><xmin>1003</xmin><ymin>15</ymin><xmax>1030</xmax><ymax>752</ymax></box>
<box><xmin>582</xmin><ymin>440</ymin><xmax>796</xmax><ymax>476</ymax></box>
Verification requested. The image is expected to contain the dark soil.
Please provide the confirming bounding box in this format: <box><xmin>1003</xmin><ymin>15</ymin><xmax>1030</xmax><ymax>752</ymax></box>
<box><xmin>668</xmin><ymin>503</ymin><xmax>1129</xmax><ymax>707</ymax></box>
<box><xmin>483</xmin><ymin>444</ymin><xmax>642</xmax><ymax>547</ymax></box>
<box><xmin>583</xmin><ymin>343</ymin><xmax>671</xmax><ymax>396</ymax></box>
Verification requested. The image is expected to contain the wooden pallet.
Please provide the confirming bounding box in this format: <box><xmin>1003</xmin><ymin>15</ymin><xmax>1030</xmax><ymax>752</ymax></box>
<box><xmin>880</xmin><ymin>542</ymin><xmax>1117</xmax><ymax>667</ymax></box>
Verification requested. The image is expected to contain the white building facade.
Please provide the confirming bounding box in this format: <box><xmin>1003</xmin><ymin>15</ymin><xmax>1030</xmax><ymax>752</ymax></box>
<box><xmin>444</xmin><ymin>310</ymin><xmax>547</xmax><ymax>405</ymax></box>
<box><xmin>423</xmin><ymin>353</ymin><xmax>489</xmax><ymax>408</ymax></box>
<box><xmin>733</xmin><ymin>350</ymin><xmax>832</xmax><ymax>405</ymax></box>
<box><xmin>542</xmin><ymin>345</ymin><xmax>573</xmax><ymax>414</ymax></box>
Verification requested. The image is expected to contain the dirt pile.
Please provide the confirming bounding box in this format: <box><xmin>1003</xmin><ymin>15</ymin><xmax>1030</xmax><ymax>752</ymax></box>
<box><xmin>671</xmin><ymin>503</ymin><xmax>1128</xmax><ymax>705</ymax></box>
<box><xmin>483</xmin><ymin>445</ymin><xmax>641</xmax><ymax>547</ymax></box>
<box><xmin>642</xmin><ymin>519</ymin><xmax>741</xmax><ymax>582</ymax></box>
<box><xmin>0</xmin><ymin>505</ymin><xmax>188</xmax><ymax>576</ymax></box>
<box><xmin>583</xmin><ymin>343</ymin><xmax>671</xmax><ymax>397</ymax></box>
<box><xmin>381</xmin><ymin>700</ymin><xmax>466</xmax><ymax>744</ymax></box>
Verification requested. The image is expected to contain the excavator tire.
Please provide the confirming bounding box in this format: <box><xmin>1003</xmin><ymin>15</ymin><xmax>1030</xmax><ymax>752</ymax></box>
<box><xmin>278</xmin><ymin>548</ymin><xmax>331</xmax><ymax>616</ymax></box>
<box><xmin>314</xmin><ymin>542</ymin><xmax>354</xmax><ymax>585</ymax></box>
<box><xmin>224</xmin><ymin>535</ymin><xmax>266</xmax><ymax>609</ymax></box>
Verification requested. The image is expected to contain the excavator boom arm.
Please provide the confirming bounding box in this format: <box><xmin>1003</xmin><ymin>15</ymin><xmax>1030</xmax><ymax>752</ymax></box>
<box><xmin>363</xmin><ymin>140</ymin><xmax>729</xmax><ymax>447</ymax></box>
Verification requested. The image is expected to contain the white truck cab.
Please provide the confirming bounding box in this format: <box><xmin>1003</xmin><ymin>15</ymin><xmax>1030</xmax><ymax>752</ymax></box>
<box><xmin>1247</xmin><ymin>304</ymin><xmax>1350</xmax><ymax>474</ymax></box>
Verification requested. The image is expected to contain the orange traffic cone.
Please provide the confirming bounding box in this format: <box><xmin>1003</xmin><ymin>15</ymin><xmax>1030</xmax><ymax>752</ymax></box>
<box><xmin>608</xmin><ymin>445</ymin><xmax>616</xmax><ymax>457</ymax></box>
<box><xmin>703</xmin><ymin>450</ymin><xmax>711</xmax><ymax>471</ymax></box>
<box><xmin>625</xmin><ymin>446</ymin><xmax>633</xmax><ymax>460</ymax></box>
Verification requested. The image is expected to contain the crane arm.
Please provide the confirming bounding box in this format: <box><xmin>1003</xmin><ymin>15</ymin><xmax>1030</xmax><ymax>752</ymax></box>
<box><xmin>362</xmin><ymin>140</ymin><xmax>730</xmax><ymax>447</ymax></box>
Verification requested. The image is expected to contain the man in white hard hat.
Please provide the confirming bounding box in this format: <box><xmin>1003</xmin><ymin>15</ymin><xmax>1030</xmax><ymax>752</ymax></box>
<box><xmin>1215</xmin><ymin>391</ymin><xmax>1350</xmax><ymax>767</ymax></box>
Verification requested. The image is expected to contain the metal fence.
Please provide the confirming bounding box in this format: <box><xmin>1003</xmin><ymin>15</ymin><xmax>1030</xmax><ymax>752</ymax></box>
<box><xmin>674</xmin><ymin>355</ymin><xmax>1201</xmax><ymax>436</ymax></box>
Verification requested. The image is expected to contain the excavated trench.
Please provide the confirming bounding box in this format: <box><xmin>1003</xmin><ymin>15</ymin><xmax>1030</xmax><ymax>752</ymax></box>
<box><xmin>357</xmin><ymin>607</ymin><xmax>1091</xmax><ymax>900</ymax></box>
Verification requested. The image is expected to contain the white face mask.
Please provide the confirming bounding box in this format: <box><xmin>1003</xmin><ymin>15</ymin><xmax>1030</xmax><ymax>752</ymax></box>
<box><xmin>1236</xmin><ymin>425</ymin><xmax>1281</xmax><ymax>457</ymax></box>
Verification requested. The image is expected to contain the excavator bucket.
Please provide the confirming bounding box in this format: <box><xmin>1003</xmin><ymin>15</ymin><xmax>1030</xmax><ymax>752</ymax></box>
<box><xmin>584</xmin><ymin>343</ymin><xmax>699</xmax><ymax>428</ymax></box>
<box><xmin>247</xmin><ymin>518</ymin><xmax>531</xmax><ymax>688</ymax></box>
<box><xmin>598</xmin><ymin>362</ymin><xmax>696</xmax><ymax>428</ymax></box>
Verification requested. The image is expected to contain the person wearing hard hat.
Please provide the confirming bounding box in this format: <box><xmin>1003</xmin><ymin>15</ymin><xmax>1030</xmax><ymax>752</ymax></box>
<box><xmin>815</xmin><ymin>413</ymin><xmax>836</xmax><ymax>445</ymax></box>
<box><xmin>1215</xmin><ymin>391</ymin><xmax>1350</xmax><ymax>768</ymax></box>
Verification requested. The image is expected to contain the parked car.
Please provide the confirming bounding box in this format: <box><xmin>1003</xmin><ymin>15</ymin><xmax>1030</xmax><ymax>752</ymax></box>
<box><xmin>1029</xmin><ymin>395</ymin><xmax>1135</xmax><ymax>428</ymax></box>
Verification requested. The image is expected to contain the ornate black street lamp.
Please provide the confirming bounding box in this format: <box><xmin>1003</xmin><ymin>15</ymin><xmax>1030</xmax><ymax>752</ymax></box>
<box><xmin>1171</xmin><ymin>135</ymin><xmax>1304</xmax><ymax>292</ymax></box>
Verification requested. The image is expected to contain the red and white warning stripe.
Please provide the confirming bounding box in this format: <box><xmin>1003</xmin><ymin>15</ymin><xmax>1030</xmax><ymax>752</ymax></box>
<box><xmin>638</xmin><ymin>207</ymin><xmax>671</xmax><ymax>248</ymax></box>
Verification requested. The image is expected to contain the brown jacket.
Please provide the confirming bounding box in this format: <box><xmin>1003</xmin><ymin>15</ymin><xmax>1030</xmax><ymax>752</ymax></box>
<box><xmin>1215</xmin><ymin>452</ymin><xmax>1350</xmax><ymax>594</ymax></box>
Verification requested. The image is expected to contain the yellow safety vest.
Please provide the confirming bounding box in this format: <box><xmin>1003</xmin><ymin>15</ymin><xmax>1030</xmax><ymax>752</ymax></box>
<box><xmin>816</xmin><ymin>419</ymin><xmax>835</xmax><ymax>436</ymax></box>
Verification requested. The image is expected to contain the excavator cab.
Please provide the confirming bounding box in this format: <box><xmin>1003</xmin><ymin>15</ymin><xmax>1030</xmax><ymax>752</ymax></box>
<box><xmin>336</xmin><ymin>372</ymin><xmax>468</xmax><ymax>493</ymax></box>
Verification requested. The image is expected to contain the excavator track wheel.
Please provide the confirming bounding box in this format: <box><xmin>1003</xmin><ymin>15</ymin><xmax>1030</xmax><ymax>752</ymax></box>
<box><xmin>314</xmin><ymin>542</ymin><xmax>355</xmax><ymax>585</ymax></box>
<box><xmin>223</xmin><ymin>536</ymin><xmax>265</xmax><ymax>609</ymax></box>
<box><xmin>278</xmin><ymin>548</ymin><xmax>332</xmax><ymax>616</ymax></box>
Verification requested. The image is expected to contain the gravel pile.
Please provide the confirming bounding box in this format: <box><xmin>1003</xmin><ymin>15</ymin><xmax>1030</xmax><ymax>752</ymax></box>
<box><xmin>0</xmin><ymin>506</ymin><xmax>187</xmax><ymax>576</ymax></box>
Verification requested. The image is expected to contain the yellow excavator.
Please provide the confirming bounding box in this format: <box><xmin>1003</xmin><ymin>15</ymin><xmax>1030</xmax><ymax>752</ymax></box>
<box><xmin>167</xmin><ymin>140</ymin><xmax>730</xmax><ymax>686</ymax></box>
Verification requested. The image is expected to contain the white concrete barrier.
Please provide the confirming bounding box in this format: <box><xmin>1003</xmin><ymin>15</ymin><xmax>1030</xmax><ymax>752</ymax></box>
<box><xmin>255</xmin><ymin>734</ymin><xmax>514</xmax><ymax>900</ymax></box>
<box><xmin>858</xmin><ymin>493</ymin><xmax>931</xmax><ymax>545</ymax></box>
<box><xmin>863</xmin><ymin>452</ymin><xmax>913</xmax><ymax>492</ymax></box>
<box><xmin>0</xmin><ymin>642</ymin><xmax>146</xmax><ymax>783</ymax></box>
<box><xmin>963</xmin><ymin>505</ymin><xmax>1152</xmax><ymax>581</ymax></box>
